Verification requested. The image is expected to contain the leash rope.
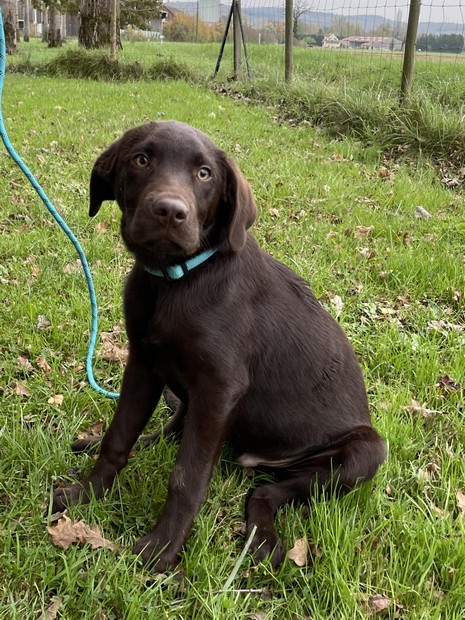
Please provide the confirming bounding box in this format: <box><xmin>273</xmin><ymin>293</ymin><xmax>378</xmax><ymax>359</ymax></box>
<box><xmin>0</xmin><ymin>9</ymin><xmax>119</xmax><ymax>399</ymax></box>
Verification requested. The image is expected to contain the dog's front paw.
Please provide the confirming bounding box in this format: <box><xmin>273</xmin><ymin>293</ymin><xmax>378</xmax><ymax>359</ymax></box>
<box><xmin>48</xmin><ymin>484</ymin><xmax>88</xmax><ymax>514</ymax></box>
<box><xmin>132</xmin><ymin>532</ymin><xmax>180</xmax><ymax>573</ymax></box>
<box><xmin>248</xmin><ymin>525</ymin><xmax>285</xmax><ymax>568</ymax></box>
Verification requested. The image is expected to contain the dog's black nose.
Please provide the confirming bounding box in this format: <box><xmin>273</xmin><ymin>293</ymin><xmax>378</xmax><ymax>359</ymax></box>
<box><xmin>153</xmin><ymin>198</ymin><xmax>188</xmax><ymax>227</ymax></box>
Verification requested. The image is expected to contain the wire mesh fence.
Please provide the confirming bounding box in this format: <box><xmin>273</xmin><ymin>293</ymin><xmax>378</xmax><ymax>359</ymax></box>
<box><xmin>9</xmin><ymin>0</ymin><xmax>465</xmax><ymax>96</ymax></box>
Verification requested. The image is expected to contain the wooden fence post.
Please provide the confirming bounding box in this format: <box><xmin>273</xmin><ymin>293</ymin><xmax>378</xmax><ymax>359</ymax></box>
<box><xmin>400</xmin><ymin>0</ymin><xmax>421</xmax><ymax>101</ymax></box>
<box><xmin>285</xmin><ymin>0</ymin><xmax>293</xmax><ymax>81</ymax></box>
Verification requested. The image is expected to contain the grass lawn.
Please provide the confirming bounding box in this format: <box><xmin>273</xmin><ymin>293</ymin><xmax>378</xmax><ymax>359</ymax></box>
<box><xmin>1</xmin><ymin>73</ymin><xmax>465</xmax><ymax>619</ymax></box>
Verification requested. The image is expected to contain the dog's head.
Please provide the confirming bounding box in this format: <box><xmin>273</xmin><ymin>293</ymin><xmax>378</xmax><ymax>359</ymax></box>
<box><xmin>89</xmin><ymin>121</ymin><xmax>257</xmax><ymax>267</ymax></box>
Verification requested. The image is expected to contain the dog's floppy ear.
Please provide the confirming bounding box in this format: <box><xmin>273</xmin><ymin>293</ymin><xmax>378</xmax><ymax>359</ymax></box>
<box><xmin>89</xmin><ymin>143</ymin><xmax>119</xmax><ymax>217</ymax></box>
<box><xmin>224</xmin><ymin>158</ymin><xmax>257</xmax><ymax>252</ymax></box>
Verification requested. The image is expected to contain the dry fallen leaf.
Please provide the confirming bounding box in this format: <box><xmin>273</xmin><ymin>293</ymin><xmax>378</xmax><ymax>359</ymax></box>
<box><xmin>47</xmin><ymin>514</ymin><xmax>117</xmax><ymax>551</ymax></box>
<box><xmin>37</xmin><ymin>356</ymin><xmax>52</xmax><ymax>373</ymax></box>
<box><xmin>37</xmin><ymin>315</ymin><xmax>51</xmax><ymax>330</ymax></box>
<box><xmin>330</xmin><ymin>294</ymin><xmax>344</xmax><ymax>314</ymax></box>
<box><xmin>415</xmin><ymin>205</ymin><xmax>431</xmax><ymax>219</ymax></box>
<box><xmin>358</xmin><ymin>247</ymin><xmax>375</xmax><ymax>259</ymax></box>
<box><xmin>403</xmin><ymin>399</ymin><xmax>440</xmax><ymax>418</ymax></box>
<box><xmin>95</xmin><ymin>221</ymin><xmax>110</xmax><ymax>233</ymax></box>
<box><xmin>287</xmin><ymin>537</ymin><xmax>309</xmax><ymax>566</ymax></box>
<box><xmin>367</xmin><ymin>593</ymin><xmax>391</xmax><ymax>614</ymax></box>
<box><xmin>77</xmin><ymin>419</ymin><xmax>105</xmax><ymax>440</ymax></box>
<box><xmin>12</xmin><ymin>382</ymin><xmax>31</xmax><ymax>397</ymax></box>
<box><xmin>17</xmin><ymin>355</ymin><xmax>34</xmax><ymax>373</ymax></box>
<box><xmin>47</xmin><ymin>394</ymin><xmax>64</xmax><ymax>406</ymax></box>
<box><xmin>354</xmin><ymin>225</ymin><xmax>374</xmax><ymax>238</ymax></box>
<box><xmin>456</xmin><ymin>490</ymin><xmax>465</xmax><ymax>517</ymax></box>
<box><xmin>39</xmin><ymin>597</ymin><xmax>64</xmax><ymax>620</ymax></box>
<box><xmin>100</xmin><ymin>330</ymin><xmax>129</xmax><ymax>363</ymax></box>
<box><xmin>436</xmin><ymin>375</ymin><xmax>461</xmax><ymax>394</ymax></box>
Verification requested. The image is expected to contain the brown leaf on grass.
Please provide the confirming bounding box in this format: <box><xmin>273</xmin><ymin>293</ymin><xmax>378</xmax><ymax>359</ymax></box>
<box><xmin>47</xmin><ymin>394</ymin><xmax>64</xmax><ymax>406</ymax></box>
<box><xmin>456</xmin><ymin>490</ymin><xmax>465</xmax><ymax>516</ymax></box>
<box><xmin>12</xmin><ymin>382</ymin><xmax>31</xmax><ymax>397</ymax></box>
<box><xmin>358</xmin><ymin>247</ymin><xmax>376</xmax><ymax>259</ymax></box>
<box><xmin>95</xmin><ymin>221</ymin><xmax>110</xmax><ymax>233</ymax></box>
<box><xmin>47</xmin><ymin>514</ymin><xmax>117</xmax><ymax>551</ymax></box>
<box><xmin>378</xmin><ymin>166</ymin><xmax>391</xmax><ymax>178</ymax></box>
<box><xmin>63</xmin><ymin>260</ymin><xmax>82</xmax><ymax>274</ymax></box>
<box><xmin>39</xmin><ymin>597</ymin><xmax>64</xmax><ymax>620</ymax></box>
<box><xmin>402</xmin><ymin>399</ymin><xmax>440</xmax><ymax>418</ymax></box>
<box><xmin>415</xmin><ymin>206</ymin><xmax>431</xmax><ymax>219</ymax></box>
<box><xmin>287</xmin><ymin>537</ymin><xmax>309</xmax><ymax>566</ymax></box>
<box><xmin>427</xmin><ymin>320</ymin><xmax>464</xmax><ymax>334</ymax></box>
<box><xmin>436</xmin><ymin>375</ymin><xmax>461</xmax><ymax>394</ymax></box>
<box><xmin>354</xmin><ymin>225</ymin><xmax>374</xmax><ymax>238</ymax></box>
<box><xmin>37</xmin><ymin>356</ymin><xmax>52</xmax><ymax>373</ymax></box>
<box><xmin>17</xmin><ymin>355</ymin><xmax>34</xmax><ymax>373</ymax></box>
<box><xmin>330</xmin><ymin>294</ymin><xmax>344</xmax><ymax>314</ymax></box>
<box><xmin>77</xmin><ymin>419</ymin><xmax>105</xmax><ymax>440</ymax></box>
<box><xmin>99</xmin><ymin>330</ymin><xmax>129</xmax><ymax>363</ymax></box>
<box><xmin>367</xmin><ymin>594</ymin><xmax>391</xmax><ymax>614</ymax></box>
<box><xmin>37</xmin><ymin>315</ymin><xmax>51</xmax><ymax>330</ymax></box>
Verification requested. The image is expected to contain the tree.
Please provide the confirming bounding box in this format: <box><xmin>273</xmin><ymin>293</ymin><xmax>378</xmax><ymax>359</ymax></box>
<box><xmin>1</xmin><ymin>0</ymin><xmax>17</xmax><ymax>53</ymax></box>
<box><xmin>120</xmin><ymin>0</ymin><xmax>163</xmax><ymax>30</ymax></box>
<box><xmin>48</xmin><ymin>3</ymin><xmax>62</xmax><ymax>47</ymax></box>
<box><xmin>163</xmin><ymin>12</ymin><xmax>221</xmax><ymax>43</ymax></box>
<box><xmin>22</xmin><ymin>0</ymin><xmax>31</xmax><ymax>41</ymax></box>
<box><xmin>293</xmin><ymin>0</ymin><xmax>311</xmax><ymax>39</ymax></box>
<box><xmin>79</xmin><ymin>0</ymin><xmax>121</xmax><ymax>49</ymax></box>
<box><xmin>416</xmin><ymin>33</ymin><xmax>464</xmax><ymax>54</ymax></box>
<box><xmin>370</xmin><ymin>22</ymin><xmax>394</xmax><ymax>37</ymax></box>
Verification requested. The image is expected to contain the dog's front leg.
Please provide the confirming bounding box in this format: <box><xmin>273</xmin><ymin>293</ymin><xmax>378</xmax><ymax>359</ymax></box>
<box><xmin>132</xmin><ymin>393</ymin><xmax>233</xmax><ymax>571</ymax></box>
<box><xmin>50</xmin><ymin>350</ymin><xmax>163</xmax><ymax>513</ymax></box>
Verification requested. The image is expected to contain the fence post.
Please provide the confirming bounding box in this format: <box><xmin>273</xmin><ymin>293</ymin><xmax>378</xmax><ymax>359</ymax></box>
<box><xmin>233</xmin><ymin>0</ymin><xmax>242</xmax><ymax>78</ymax></box>
<box><xmin>285</xmin><ymin>0</ymin><xmax>293</xmax><ymax>81</ymax></box>
<box><xmin>400</xmin><ymin>0</ymin><xmax>421</xmax><ymax>100</ymax></box>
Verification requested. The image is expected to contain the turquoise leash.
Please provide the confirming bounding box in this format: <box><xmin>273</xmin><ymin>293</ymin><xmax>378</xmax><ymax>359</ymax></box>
<box><xmin>0</xmin><ymin>9</ymin><xmax>119</xmax><ymax>399</ymax></box>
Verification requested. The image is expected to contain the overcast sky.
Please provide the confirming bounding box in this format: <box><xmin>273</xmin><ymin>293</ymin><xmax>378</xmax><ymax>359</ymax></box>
<box><xmin>234</xmin><ymin>0</ymin><xmax>465</xmax><ymax>24</ymax></box>
<box><xmin>419</xmin><ymin>1</ymin><xmax>464</xmax><ymax>22</ymax></box>
<box><xmin>317</xmin><ymin>1</ymin><xmax>464</xmax><ymax>23</ymax></box>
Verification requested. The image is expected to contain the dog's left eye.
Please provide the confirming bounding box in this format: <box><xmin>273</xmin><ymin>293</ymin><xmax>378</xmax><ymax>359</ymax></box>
<box><xmin>197</xmin><ymin>167</ymin><xmax>211</xmax><ymax>181</ymax></box>
<box><xmin>135</xmin><ymin>154</ymin><xmax>149</xmax><ymax>168</ymax></box>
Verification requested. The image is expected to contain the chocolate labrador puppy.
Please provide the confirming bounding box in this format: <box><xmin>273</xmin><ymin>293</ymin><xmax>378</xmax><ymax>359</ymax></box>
<box><xmin>51</xmin><ymin>121</ymin><xmax>386</xmax><ymax>571</ymax></box>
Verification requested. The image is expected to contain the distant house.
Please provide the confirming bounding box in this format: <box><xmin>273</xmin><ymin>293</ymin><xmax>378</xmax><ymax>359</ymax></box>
<box><xmin>322</xmin><ymin>33</ymin><xmax>341</xmax><ymax>49</ymax></box>
<box><xmin>148</xmin><ymin>5</ymin><xmax>177</xmax><ymax>34</ymax></box>
<box><xmin>341</xmin><ymin>36</ymin><xmax>403</xmax><ymax>51</ymax></box>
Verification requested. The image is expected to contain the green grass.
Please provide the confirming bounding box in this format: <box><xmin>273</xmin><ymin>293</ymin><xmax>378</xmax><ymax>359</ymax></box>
<box><xmin>9</xmin><ymin>38</ymin><xmax>465</xmax><ymax>172</ymax></box>
<box><xmin>1</xmin><ymin>74</ymin><xmax>465</xmax><ymax>619</ymax></box>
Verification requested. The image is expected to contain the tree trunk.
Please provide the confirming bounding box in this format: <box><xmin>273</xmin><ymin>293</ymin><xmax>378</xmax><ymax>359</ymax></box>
<box><xmin>48</xmin><ymin>4</ymin><xmax>62</xmax><ymax>47</ymax></box>
<box><xmin>42</xmin><ymin>6</ymin><xmax>49</xmax><ymax>43</ymax></box>
<box><xmin>79</xmin><ymin>0</ymin><xmax>120</xmax><ymax>49</ymax></box>
<box><xmin>1</xmin><ymin>0</ymin><xmax>17</xmax><ymax>53</ymax></box>
<box><xmin>23</xmin><ymin>0</ymin><xmax>30</xmax><ymax>42</ymax></box>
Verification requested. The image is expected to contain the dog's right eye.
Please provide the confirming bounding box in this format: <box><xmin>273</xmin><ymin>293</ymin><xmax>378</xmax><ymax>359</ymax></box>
<box><xmin>134</xmin><ymin>154</ymin><xmax>149</xmax><ymax>168</ymax></box>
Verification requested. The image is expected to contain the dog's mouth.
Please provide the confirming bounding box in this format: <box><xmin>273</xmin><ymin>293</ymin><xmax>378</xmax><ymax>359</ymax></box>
<box><xmin>127</xmin><ymin>237</ymin><xmax>201</xmax><ymax>270</ymax></box>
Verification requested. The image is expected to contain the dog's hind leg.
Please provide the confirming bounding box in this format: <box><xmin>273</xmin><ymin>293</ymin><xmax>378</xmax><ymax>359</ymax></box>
<box><xmin>245</xmin><ymin>428</ymin><xmax>386</xmax><ymax>567</ymax></box>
